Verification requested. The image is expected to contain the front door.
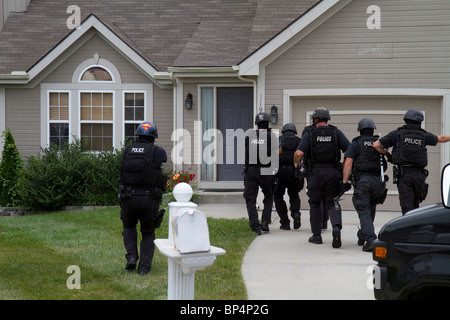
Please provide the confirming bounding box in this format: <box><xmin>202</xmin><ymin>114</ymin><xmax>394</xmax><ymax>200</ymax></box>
<box><xmin>217</xmin><ymin>87</ymin><xmax>253</xmax><ymax>181</ymax></box>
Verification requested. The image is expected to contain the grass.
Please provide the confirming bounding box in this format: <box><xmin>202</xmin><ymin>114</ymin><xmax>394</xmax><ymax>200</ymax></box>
<box><xmin>0</xmin><ymin>208</ymin><xmax>255</xmax><ymax>300</ymax></box>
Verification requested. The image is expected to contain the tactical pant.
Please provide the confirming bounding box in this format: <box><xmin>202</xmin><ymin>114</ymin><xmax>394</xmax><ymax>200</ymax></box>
<box><xmin>353</xmin><ymin>175</ymin><xmax>386</xmax><ymax>242</ymax></box>
<box><xmin>306</xmin><ymin>167</ymin><xmax>341</xmax><ymax>236</ymax></box>
<box><xmin>243</xmin><ymin>166</ymin><xmax>273</xmax><ymax>232</ymax></box>
<box><xmin>274</xmin><ymin>167</ymin><xmax>301</xmax><ymax>227</ymax></box>
<box><xmin>120</xmin><ymin>194</ymin><xmax>158</xmax><ymax>272</ymax></box>
<box><xmin>398</xmin><ymin>169</ymin><xmax>427</xmax><ymax>215</ymax></box>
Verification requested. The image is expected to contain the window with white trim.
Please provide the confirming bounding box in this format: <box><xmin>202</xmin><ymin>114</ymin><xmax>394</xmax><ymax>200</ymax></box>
<box><xmin>48</xmin><ymin>91</ymin><xmax>70</xmax><ymax>147</ymax></box>
<box><xmin>80</xmin><ymin>91</ymin><xmax>114</xmax><ymax>151</ymax></box>
<box><xmin>124</xmin><ymin>91</ymin><xmax>145</xmax><ymax>144</ymax></box>
<box><xmin>80</xmin><ymin>66</ymin><xmax>113</xmax><ymax>82</ymax></box>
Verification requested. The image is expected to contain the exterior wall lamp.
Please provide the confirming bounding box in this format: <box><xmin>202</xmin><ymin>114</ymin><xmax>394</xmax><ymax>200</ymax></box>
<box><xmin>185</xmin><ymin>93</ymin><xmax>193</xmax><ymax>109</ymax></box>
<box><xmin>270</xmin><ymin>105</ymin><xmax>278</xmax><ymax>123</ymax></box>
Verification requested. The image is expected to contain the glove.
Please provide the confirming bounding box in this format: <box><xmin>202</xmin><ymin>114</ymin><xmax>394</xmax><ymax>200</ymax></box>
<box><xmin>341</xmin><ymin>182</ymin><xmax>351</xmax><ymax>193</ymax></box>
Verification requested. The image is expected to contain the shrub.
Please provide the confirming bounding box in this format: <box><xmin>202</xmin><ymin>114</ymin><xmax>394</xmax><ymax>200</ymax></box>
<box><xmin>17</xmin><ymin>139</ymin><xmax>122</xmax><ymax>211</ymax></box>
<box><xmin>0</xmin><ymin>129</ymin><xmax>24</xmax><ymax>206</ymax></box>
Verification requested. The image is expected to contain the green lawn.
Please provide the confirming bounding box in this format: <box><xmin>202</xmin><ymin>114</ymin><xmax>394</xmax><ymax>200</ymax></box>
<box><xmin>0</xmin><ymin>208</ymin><xmax>255</xmax><ymax>300</ymax></box>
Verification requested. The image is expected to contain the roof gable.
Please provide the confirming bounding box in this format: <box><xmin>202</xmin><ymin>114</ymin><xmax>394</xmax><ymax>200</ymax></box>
<box><xmin>0</xmin><ymin>0</ymin><xmax>322</xmax><ymax>78</ymax></box>
<box><xmin>27</xmin><ymin>14</ymin><xmax>159</xmax><ymax>83</ymax></box>
<box><xmin>238</xmin><ymin>0</ymin><xmax>351</xmax><ymax>75</ymax></box>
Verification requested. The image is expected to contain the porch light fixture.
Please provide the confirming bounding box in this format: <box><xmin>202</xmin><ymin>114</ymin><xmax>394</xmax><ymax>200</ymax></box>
<box><xmin>185</xmin><ymin>93</ymin><xmax>193</xmax><ymax>109</ymax></box>
<box><xmin>270</xmin><ymin>105</ymin><xmax>278</xmax><ymax>123</ymax></box>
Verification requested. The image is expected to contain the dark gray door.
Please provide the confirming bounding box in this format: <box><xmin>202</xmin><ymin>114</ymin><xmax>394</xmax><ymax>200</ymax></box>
<box><xmin>217</xmin><ymin>87</ymin><xmax>253</xmax><ymax>181</ymax></box>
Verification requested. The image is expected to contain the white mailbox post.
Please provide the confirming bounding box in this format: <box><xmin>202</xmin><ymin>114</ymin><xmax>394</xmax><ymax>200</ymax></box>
<box><xmin>154</xmin><ymin>182</ymin><xmax>226</xmax><ymax>300</ymax></box>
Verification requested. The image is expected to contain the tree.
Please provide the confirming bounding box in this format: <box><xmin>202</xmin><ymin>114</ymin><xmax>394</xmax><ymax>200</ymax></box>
<box><xmin>0</xmin><ymin>129</ymin><xmax>23</xmax><ymax>206</ymax></box>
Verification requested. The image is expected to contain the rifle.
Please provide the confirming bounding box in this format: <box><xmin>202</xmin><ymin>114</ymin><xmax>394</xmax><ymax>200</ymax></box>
<box><xmin>333</xmin><ymin>182</ymin><xmax>352</xmax><ymax>211</ymax></box>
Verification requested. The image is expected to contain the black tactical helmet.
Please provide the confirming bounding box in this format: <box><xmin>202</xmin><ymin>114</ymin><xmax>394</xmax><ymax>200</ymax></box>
<box><xmin>135</xmin><ymin>122</ymin><xmax>158</xmax><ymax>138</ymax></box>
<box><xmin>281</xmin><ymin>123</ymin><xmax>297</xmax><ymax>134</ymax></box>
<box><xmin>311</xmin><ymin>107</ymin><xmax>331</xmax><ymax>120</ymax></box>
<box><xmin>357</xmin><ymin>118</ymin><xmax>376</xmax><ymax>131</ymax></box>
<box><xmin>403</xmin><ymin>109</ymin><xmax>424</xmax><ymax>123</ymax></box>
<box><xmin>255</xmin><ymin>112</ymin><xmax>270</xmax><ymax>125</ymax></box>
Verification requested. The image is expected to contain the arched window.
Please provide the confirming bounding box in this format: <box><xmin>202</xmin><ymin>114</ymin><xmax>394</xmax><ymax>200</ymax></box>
<box><xmin>80</xmin><ymin>66</ymin><xmax>113</xmax><ymax>81</ymax></box>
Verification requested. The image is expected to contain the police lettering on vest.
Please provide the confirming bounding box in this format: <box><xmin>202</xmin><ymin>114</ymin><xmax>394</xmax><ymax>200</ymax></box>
<box><xmin>316</xmin><ymin>136</ymin><xmax>332</xmax><ymax>142</ymax></box>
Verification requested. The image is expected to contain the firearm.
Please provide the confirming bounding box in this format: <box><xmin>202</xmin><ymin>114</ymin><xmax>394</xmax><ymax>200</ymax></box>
<box><xmin>333</xmin><ymin>182</ymin><xmax>352</xmax><ymax>211</ymax></box>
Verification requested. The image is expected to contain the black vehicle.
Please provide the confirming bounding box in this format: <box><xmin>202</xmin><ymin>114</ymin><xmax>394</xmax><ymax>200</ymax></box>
<box><xmin>372</xmin><ymin>164</ymin><xmax>450</xmax><ymax>300</ymax></box>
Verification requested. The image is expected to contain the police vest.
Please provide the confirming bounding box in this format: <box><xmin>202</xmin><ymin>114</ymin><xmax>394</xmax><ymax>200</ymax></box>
<box><xmin>245</xmin><ymin>129</ymin><xmax>272</xmax><ymax>167</ymax></box>
<box><xmin>279</xmin><ymin>132</ymin><xmax>300</xmax><ymax>165</ymax></box>
<box><xmin>120</xmin><ymin>142</ymin><xmax>162</xmax><ymax>187</ymax></box>
<box><xmin>352</xmin><ymin>135</ymin><xmax>386</xmax><ymax>174</ymax></box>
<box><xmin>309</xmin><ymin>125</ymin><xmax>340</xmax><ymax>165</ymax></box>
<box><xmin>392</xmin><ymin>125</ymin><xmax>427</xmax><ymax>167</ymax></box>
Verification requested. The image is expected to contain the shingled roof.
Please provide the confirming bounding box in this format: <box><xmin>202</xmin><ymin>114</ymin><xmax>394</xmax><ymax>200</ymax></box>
<box><xmin>0</xmin><ymin>0</ymin><xmax>321</xmax><ymax>74</ymax></box>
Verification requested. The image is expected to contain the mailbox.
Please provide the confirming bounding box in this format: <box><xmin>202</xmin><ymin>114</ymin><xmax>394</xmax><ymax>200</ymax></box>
<box><xmin>173</xmin><ymin>208</ymin><xmax>211</xmax><ymax>254</ymax></box>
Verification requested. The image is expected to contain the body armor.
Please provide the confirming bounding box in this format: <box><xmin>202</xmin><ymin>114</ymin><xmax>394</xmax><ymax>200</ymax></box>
<box><xmin>392</xmin><ymin>125</ymin><xmax>427</xmax><ymax>168</ymax></box>
<box><xmin>309</xmin><ymin>125</ymin><xmax>340</xmax><ymax>165</ymax></box>
<box><xmin>279</xmin><ymin>132</ymin><xmax>300</xmax><ymax>165</ymax></box>
<box><xmin>352</xmin><ymin>135</ymin><xmax>386</xmax><ymax>173</ymax></box>
<box><xmin>246</xmin><ymin>129</ymin><xmax>272</xmax><ymax>168</ymax></box>
<box><xmin>120</xmin><ymin>141</ymin><xmax>162</xmax><ymax>187</ymax></box>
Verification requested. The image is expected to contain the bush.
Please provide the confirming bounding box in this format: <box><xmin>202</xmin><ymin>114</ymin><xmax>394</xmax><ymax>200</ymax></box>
<box><xmin>17</xmin><ymin>139</ymin><xmax>123</xmax><ymax>211</ymax></box>
<box><xmin>0</xmin><ymin>129</ymin><xmax>24</xmax><ymax>206</ymax></box>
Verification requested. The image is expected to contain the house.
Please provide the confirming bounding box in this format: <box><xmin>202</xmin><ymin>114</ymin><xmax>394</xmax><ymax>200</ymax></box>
<box><xmin>1</xmin><ymin>0</ymin><xmax>449</xmax><ymax>210</ymax></box>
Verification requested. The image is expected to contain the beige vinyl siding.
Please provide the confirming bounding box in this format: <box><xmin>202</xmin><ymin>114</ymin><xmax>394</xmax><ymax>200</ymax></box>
<box><xmin>5</xmin><ymin>86</ymin><xmax>40</xmax><ymax>159</ymax></box>
<box><xmin>265</xmin><ymin>0</ymin><xmax>450</xmax><ymax>124</ymax></box>
<box><xmin>44</xmin><ymin>33</ymin><xmax>150</xmax><ymax>84</ymax></box>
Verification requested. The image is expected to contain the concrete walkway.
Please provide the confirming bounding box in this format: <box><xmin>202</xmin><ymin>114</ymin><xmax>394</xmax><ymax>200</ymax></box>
<box><xmin>197</xmin><ymin>203</ymin><xmax>400</xmax><ymax>300</ymax></box>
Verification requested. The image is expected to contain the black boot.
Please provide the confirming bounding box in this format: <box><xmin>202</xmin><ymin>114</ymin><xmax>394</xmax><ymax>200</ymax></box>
<box><xmin>138</xmin><ymin>232</ymin><xmax>155</xmax><ymax>275</ymax></box>
<box><xmin>122</xmin><ymin>228</ymin><xmax>138</xmax><ymax>270</ymax></box>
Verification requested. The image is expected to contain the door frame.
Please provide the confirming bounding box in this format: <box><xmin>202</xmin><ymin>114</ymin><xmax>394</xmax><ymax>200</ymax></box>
<box><xmin>198</xmin><ymin>83</ymin><xmax>254</xmax><ymax>188</ymax></box>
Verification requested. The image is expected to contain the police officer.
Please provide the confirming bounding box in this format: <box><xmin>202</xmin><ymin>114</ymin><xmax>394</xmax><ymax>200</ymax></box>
<box><xmin>243</xmin><ymin>112</ymin><xmax>277</xmax><ymax>235</ymax></box>
<box><xmin>294</xmin><ymin>107</ymin><xmax>350</xmax><ymax>247</ymax></box>
<box><xmin>343</xmin><ymin>118</ymin><xmax>387</xmax><ymax>252</ymax></box>
<box><xmin>374</xmin><ymin>109</ymin><xmax>450</xmax><ymax>215</ymax></box>
<box><xmin>274</xmin><ymin>123</ymin><xmax>302</xmax><ymax>230</ymax></box>
<box><xmin>119</xmin><ymin>122</ymin><xmax>167</xmax><ymax>275</ymax></box>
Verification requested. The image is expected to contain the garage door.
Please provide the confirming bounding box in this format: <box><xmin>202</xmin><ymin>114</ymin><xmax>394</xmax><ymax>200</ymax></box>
<box><xmin>291</xmin><ymin>96</ymin><xmax>443</xmax><ymax>212</ymax></box>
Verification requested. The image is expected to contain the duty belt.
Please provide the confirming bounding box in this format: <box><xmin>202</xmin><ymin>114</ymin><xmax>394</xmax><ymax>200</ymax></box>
<box><xmin>402</xmin><ymin>166</ymin><xmax>428</xmax><ymax>175</ymax></box>
<box><xmin>311</xmin><ymin>162</ymin><xmax>337</xmax><ymax>168</ymax></box>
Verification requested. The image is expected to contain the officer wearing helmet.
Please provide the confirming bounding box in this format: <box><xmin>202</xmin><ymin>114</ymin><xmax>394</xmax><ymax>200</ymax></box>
<box><xmin>294</xmin><ymin>107</ymin><xmax>350</xmax><ymax>247</ymax></box>
<box><xmin>274</xmin><ymin>123</ymin><xmax>302</xmax><ymax>230</ymax></box>
<box><xmin>119</xmin><ymin>122</ymin><xmax>167</xmax><ymax>275</ymax></box>
<box><xmin>343</xmin><ymin>118</ymin><xmax>388</xmax><ymax>252</ymax></box>
<box><xmin>374</xmin><ymin>109</ymin><xmax>450</xmax><ymax>215</ymax></box>
<box><xmin>243</xmin><ymin>112</ymin><xmax>277</xmax><ymax>235</ymax></box>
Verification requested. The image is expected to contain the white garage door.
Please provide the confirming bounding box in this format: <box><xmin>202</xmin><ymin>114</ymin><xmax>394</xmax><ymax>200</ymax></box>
<box><xmin>291</xmin><ymin>96</ymin><xmax>443</xmax><ymax>212</ymax></box>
